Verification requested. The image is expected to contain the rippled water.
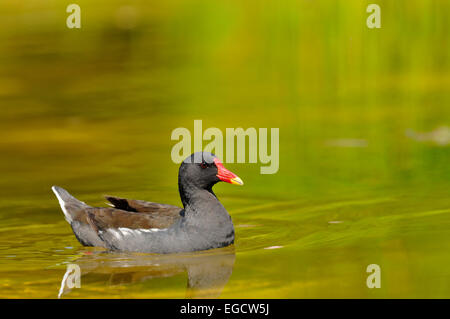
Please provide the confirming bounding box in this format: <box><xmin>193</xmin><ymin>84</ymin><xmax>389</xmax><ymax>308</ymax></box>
<box><xmin>1</xmin><ymin>170</ymin><xmax>450</xmax><ymax>298</ymax></box>
<box><xmin>0</xmin><ymin>0</ymin><xmax>449</xmax><ymax>298</ymax></box>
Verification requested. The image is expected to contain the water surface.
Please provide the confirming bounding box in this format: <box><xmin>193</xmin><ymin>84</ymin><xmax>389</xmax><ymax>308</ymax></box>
<box><xmin>0</xmin><ymin>0</ymin><xmax>449</xmax><ymax>298</ymax></box>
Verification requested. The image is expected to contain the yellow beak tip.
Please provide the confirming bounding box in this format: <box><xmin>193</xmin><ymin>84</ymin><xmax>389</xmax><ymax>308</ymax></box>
<box><xmin>230</xmin><ymin>177</ymin><xmax>244</xmax><ymax>186</ymax></box>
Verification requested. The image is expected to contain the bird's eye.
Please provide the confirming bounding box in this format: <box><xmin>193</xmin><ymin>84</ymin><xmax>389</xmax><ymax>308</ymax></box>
<box><xmin>200</xmin><ymin>161</ymin><xmax>208</xmax><ymax>169</ymax></box>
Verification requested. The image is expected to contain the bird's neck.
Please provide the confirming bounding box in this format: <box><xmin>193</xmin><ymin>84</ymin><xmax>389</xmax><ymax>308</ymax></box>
<box><xmin>178</xmin><ymin>180</ymin><xmax>234</xmax><ymax>246</ymax></box>
<box><xmin>178</xmin><ymin>181</ymin><xmax>216</xmax><ymax>209</ymax></box>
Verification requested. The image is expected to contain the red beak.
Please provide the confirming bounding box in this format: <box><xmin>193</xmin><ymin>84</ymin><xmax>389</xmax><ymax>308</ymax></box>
<box><xmin>214</xmin><ymin>158</ymin><xmax>244</xmax><ymax>186</ymax></box>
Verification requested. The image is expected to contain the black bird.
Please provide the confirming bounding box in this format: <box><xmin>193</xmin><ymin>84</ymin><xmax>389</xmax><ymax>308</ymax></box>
<box><xmin>52</xmin><ymin>152</ymin><xmax>243</xmax><ymax>254</ymax></box>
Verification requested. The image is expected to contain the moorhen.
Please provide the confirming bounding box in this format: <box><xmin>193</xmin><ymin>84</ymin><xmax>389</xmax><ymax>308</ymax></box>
<box><xmin>52</xmin><ymin>152</ymin><xmax>243</xmax><ymax>254</ymax></box>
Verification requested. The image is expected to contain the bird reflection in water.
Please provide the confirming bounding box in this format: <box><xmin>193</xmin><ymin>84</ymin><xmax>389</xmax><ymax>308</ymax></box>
<box><xmin>58</xmin><ymin>246</ymin><xmax>235</xmax><ymax>299</ymax></box>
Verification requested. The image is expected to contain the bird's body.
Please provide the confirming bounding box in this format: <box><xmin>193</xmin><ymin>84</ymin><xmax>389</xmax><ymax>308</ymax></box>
<box><xmin>52</xmin><ymin>152</ymin><xmax>243</xmax><ymax>254</ymax></box>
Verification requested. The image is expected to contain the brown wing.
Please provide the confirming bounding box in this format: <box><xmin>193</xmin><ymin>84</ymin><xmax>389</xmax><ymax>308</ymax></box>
<box><xmin>85</xmin><ymin>206</ymin><xmax>182</xmax><ymax>231</ymax></box>
<box><xmin>70</xmin><ymin>196</ymin><xmax>183</xmax><ymax>241</ymax></box>
<box><xmin>104</xmin><ymin>195</ymin><xmax>182</xmax><ymax>217</ymax></box>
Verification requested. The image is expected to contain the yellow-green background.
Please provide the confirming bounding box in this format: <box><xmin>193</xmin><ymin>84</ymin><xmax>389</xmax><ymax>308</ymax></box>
<box><xmin>0</xmin><ymin>0</ymin><xmax>449</xmax><ymax>298</ymax></box>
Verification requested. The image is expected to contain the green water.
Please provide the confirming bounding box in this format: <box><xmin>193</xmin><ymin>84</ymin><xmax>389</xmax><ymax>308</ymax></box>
<box><xmin>0</xmin><ymin>0</ymin><xmax>449</xmax><ymax>298</ymax></box>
